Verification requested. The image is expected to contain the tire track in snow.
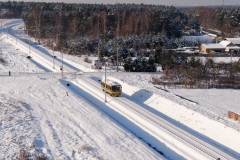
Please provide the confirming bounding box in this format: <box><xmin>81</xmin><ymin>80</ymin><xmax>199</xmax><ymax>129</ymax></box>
<box><xmin>37</xmin><ymin>105</ymin><xmax>72</xmax><ymax>160</ymax></box>
<box><xmin>32</xmin><ymin>90</ymin><xmax>102</xmax><ymax>160</ymax></box>
<box><xmin>0</xmin><ymin>95</ymin><xmax>52</xmax><ymax>159</ymax></box>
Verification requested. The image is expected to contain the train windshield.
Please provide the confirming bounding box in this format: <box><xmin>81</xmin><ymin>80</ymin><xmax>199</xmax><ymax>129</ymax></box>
<box><xmin>112</xmin><ymin>85</ymin><xmax>121</xmax><ymax>92</ymax></box>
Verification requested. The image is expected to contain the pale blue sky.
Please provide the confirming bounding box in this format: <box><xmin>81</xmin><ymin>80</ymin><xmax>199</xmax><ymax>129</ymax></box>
<box><xmin>2</xmin><ymin>0</ymin><xmax>240</xmax><ymax>6</ymax></box>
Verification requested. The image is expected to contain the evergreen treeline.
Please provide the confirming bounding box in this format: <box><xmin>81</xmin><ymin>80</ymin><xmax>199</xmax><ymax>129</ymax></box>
<box><xmin>21</xmin><ymin>3</ymin><xmax>192</xmax><ymax>50</ymax></box>
<box><xmin>183</xmin><ymin>7</ymin><xmax>240</xmax><ymax>37</ymax></box>
<box><xmin>0</xmin><ymin>2</ymin><xmax>196</xmax><ymax>50</ymax></box>
<box><xmin>0</xmin><ymin>2</ymin><xmax>200</xmax><ymax>72</ymax></box>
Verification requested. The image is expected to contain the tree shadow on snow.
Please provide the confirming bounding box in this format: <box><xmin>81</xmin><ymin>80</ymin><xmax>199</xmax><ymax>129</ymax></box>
<box><xmin>127</xmin><ymin>89</ymin><xmax>153</xmax><ymax>105</ymax></box>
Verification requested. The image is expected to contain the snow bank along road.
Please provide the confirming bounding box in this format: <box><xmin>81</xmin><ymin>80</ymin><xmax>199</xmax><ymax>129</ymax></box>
<box><xmin>1</xmin><ymin>19</ymin><xmax>240</xmax><ymax>159</ymax></box>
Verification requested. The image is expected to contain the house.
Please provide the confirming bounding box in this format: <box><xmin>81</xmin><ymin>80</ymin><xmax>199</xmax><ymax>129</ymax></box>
<box><xmin>201</xmin><ymin>28</ymin><xmax>222</xmax><ymax>39</ymax></box>
<box><xmin>201</xmin><ymin>38</ymin><xmax>240</xmax><ymax>54</ymax></box>
<box><xmin>201</xmin><ymin>43</ymin><xmax>225</xmax><ymax>54</ymax></box>
<box><xmin>225</xmin><ymin>38</ymin><xmax>240</xmax><ymax>47</ymax></box>
<box><xmin>224</xmin><ymin>38</ymin><xmax>240</xmax><ymax>53</ymax></box>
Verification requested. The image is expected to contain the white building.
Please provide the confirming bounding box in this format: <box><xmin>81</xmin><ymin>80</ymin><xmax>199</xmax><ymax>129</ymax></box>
<box><xmin>201</xmin><ymin>38</ymin><xmax>240</xmax><ymax>54</ymax></box>
<box><xmin>225</xmin><ymin>38</ymin><xmax>240</xmax><ymax>47</ymax></box>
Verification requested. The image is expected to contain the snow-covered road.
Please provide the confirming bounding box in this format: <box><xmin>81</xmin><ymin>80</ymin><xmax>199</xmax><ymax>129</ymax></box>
<box><xmin>0</xmin><ymin>36</ymin><xmax>44</xmax><ymax>73</ymax></box>
<box><xmin>2</xmin><ymin>19</ymin><xmax>93</xmax><ymax>73</ymax></box>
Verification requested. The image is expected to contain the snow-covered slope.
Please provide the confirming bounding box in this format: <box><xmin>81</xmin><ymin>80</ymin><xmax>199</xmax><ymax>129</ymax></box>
<box><xmin>0</xmin><ymin>95</ymin><xmax>51</xmax><ymax>159</ymax></box>
<box><xmin>169</xmin><ymin>88</ymin><xmax>240</xmax><ymax>115</ymax></box>
<box><xmin>110</xmin><ymin>72</ymin><xmax>240</xmax><ymax>130</ymax></box>
<box><xmin>0</xmin><ymin>75</ymin><xmax>162</xmax><ymax>160</ymax></box>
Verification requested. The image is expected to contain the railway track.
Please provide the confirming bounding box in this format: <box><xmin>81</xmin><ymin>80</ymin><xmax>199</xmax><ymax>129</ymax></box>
<box><xmin>80</xmin><ymin>78</ymin><xmax>239</xmax><ymax>160</ymax></box>
<box><xmin>116</xmin><ymin>98</ymin><xmax>235</xmax><ymax>160</ymax></box>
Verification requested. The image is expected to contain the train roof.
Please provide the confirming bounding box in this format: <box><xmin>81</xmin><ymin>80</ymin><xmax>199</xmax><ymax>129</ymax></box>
<box><xmin>101</xmin><ymin>78</ymin><xmax>121</xmax><ymax>86</ymax></box>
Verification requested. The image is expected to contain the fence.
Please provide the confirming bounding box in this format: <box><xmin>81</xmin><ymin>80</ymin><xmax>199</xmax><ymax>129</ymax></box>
<box><xmin>151</xmin><ymin>77</ymin><xmax>240</xmax><ymax>89</ymax></box>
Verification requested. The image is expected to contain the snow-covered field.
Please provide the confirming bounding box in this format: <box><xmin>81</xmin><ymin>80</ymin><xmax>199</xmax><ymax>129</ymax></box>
<box><xmin>0</xmin><ymin>95</ymin><xmax>49</xmax><ymax>159</ymax></box>
<box><xmin>197</xmin><ymin>56</ymin><xmax>240</xmax><ymax>64</ymax></box>
<box><xmin>169</xmin><ymin>89</ymin><xmax>240</xmax><ymax>114</ymax></box>
<box><xmin>110</xmin><ymin>73</ymin><xmax>240</xmax><ymax>130</ymax></box>
<box><xmin>0</xmin><ymin>75</ymin><xmax>162</xmax><ymax>160</ymax></box>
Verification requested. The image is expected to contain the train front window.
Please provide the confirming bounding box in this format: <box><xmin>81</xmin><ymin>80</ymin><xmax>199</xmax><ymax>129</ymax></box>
<box><xmin>112</xmin><ymin>86</ymin><xmax>121</xmax><ymax>92</ymax></box>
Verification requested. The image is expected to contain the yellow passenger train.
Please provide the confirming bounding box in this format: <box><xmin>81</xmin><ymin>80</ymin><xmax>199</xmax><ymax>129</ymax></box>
<box><xmin>101</xmin><ymin>79</ymin><xmax>122</xmax><ymax>97</ymax></box>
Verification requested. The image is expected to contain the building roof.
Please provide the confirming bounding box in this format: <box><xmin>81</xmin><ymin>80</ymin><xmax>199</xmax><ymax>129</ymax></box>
<box><xmin>202</xmin><ymin>43</ymin><xmax>225</xmax><ymax>49</ymax></box>
<box><xmin>219</xmin><ymin>40</ymin><xmax>231</xmax><ymax>47</ymax></box>
<box><xmin>225</xmin><ymin>38</ymin><xmax>240</xmax><ymax>45</ymax></box>
<box><xmin>227</xmin><ymin>46</ymin><xmax>240</xmax><ymax>50</ymax></box>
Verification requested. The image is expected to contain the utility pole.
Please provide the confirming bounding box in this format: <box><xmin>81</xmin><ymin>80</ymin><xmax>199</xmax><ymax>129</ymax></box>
<box><xmin>0</xmin><ymin>13</ymin><xmax>3</xmax><ymax>30</ymax></box>
<box><xmin>61</xmin><ymin>55</ymin><xmax>63</xmax><ymax>77</ymax></box>
<box><xmin>1</xmin><ymin>19</ymin><xmax>2</xmax><ymax>30</ymax></box>
<box><xmin>59</xmin><ymin>5</ymin><xmax>64</xmax><ymax>78</ymax></box>
<box><xmin>103</xmin><ymin>9</ymin><xmax>108</xmax><ymax>103</ymax></box>
<box><xmin>230</xmin><ymin>50</ymin><xmax>233</xmax><ymax>81</ymax></box>
<box><xmin>116</xmin><ymin>1</ymin><xmax>120</xmax><ymax>72</ymax></box>
<box><xmin>97</xmin><ymin>14</ymin><xmax>101</xmax><ymax>60</ymax></box>
<box><xmin>105</xmin><ymin>60</ymin><xmax>107</xmax><ymax>103</ymax></box>
<box><xmin>57</xmin><ymin>32</ymin><xmax>63</xmax><ymax>78</ymax></box>
<box><xmin>98</xmin><ymin>39</ymin><xmax>100</xmax><ymax>60</ymax></box>
<box><xmin>52</xmin><ymin>49</ymin><xmax>55</xmax><ymax>69</ymax></box>
<box><xmin>28</xmin><ymin>43</ymin><xmax>31</xmax><ymax>57</ymax></box>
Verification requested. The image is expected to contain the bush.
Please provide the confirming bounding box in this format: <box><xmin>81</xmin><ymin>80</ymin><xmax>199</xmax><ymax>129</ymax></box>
<box><xmin>84</xmin><ymin>57</ymin><xmax>92</xmax><ymax>63</ymax></box>
<box><xmin>124</xmin><ymin>57</ymin><xmax>156</xmax><ymax>72</ymax></box>
<box><xmin>233</xmin><ymin>61</ymin><xmax>240</xmax><ymax>73</ymax></box>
